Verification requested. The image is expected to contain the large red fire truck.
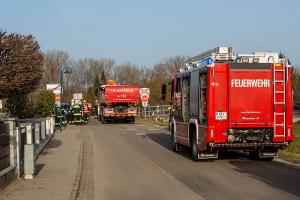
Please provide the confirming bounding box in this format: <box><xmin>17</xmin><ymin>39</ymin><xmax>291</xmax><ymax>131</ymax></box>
<box><xmin>98</xmin><ymin>84</ymin><xmax>139</xmax><ymax>123</ymax></box>
<box><xmin>169</xmin><ymin>47</ymin><xmax>293</xmax><ymax>161</ymax></box>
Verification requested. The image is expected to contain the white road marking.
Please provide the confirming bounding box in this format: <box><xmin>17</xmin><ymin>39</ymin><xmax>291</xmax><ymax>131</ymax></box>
<box><xmin>147</xmin><ymin>128</ymin><xmax>161</xmax><ymax>131</ymax></box>
<box><xmin>136</xmin><ymin>125</ymin><xmax>147</xmax><ymax>127</ymax></box>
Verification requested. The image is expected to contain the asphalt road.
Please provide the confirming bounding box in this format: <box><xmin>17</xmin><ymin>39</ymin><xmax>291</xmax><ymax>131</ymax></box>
<box><xmin>86</xmin><ymin>119</ymin><xmax>300</xmax><ymax>200</ymax></box>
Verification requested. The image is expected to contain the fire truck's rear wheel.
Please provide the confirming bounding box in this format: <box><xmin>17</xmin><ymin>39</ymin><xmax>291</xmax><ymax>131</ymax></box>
<box><xmin>249</xmin><ymin>149</ymin><xmax>259</xmax><ymax>160</ymax></box>
<box><xmin>102</xmin><ymin>117</ymin><xmax>108</xmax><ymax>124</ymax></box>
<box><xmin>261</xmin><ymin>157</ymin><xmax>274</xmax><ymax>161</ymax></box>
<box><xmin>191</xmin><ymin>136</ymin><xmax>199</xmax><ymax>162</ymax></box>
<box><xmin>249</xmin><ymin>149</ymin><xmax>275</xmax><ymax>161</ymax></box>
<box><xmin>130</xmin><ymin>118</ymin><xmax>135</xmax><ymax>123</ymax></box>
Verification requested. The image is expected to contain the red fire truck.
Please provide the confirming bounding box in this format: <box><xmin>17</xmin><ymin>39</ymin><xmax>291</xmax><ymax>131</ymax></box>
<box><xmin>169</xmin><ymin>47</ymin><xmax>293</xmax><ymax>161</ymax></box>
<box><xmin>98</xmin><ymin>85</ymin><xmax>139</xmax><ymax>123</ymax></box>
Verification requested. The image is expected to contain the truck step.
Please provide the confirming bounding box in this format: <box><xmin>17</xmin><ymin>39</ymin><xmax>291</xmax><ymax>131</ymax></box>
<box><xmin>275</xmin><ymin>124</ymin><xmax>284</xmax><ymax>126</ymax></box>
<box><xmin>275</xmin><ymin>113</ymin><xmax>284</xmax><ymax>115</ymax></box>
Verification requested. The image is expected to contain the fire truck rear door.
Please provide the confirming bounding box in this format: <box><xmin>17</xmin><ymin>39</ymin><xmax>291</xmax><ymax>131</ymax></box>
<box><xmin>229</xmin><ymin>63</ymin><xmax>273</xmax><ymax>128</ymax></box>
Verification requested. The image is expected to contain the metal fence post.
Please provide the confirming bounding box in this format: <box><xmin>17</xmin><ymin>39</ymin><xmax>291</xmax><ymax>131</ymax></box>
<box><xmin>4</xmin><ymin>118</ymin><xmax>17</xmax><ymax>170</ymax></box>
<box><xmin>34</xmin><ymin>122</ymin><xmax>41</xmax><ymax>145</ymax></box>
<box><xmin>25</xmin><ymin>124</ymin><xmax>33</xmax><ymax>145</ymax></box>
<box><xmin>24</xmin><ymin>123</ymin><xmax>35</xmax><ymax>179</ymax></box>
<box><xmin>50</xmin><ymin>118</ymin><xmax>54</xmax><ymax>135</ymax></box>
<box><xmin>46</xmin><ymin>119</ymin><xmax>50</xmax><ymax>136</ymax></box>
<box><xmin>41</xmin><ymin>120</ymin><xmax>46</xmax><ymax>140</ymax></box>
<box><xmin>15</xmin><ymin>127</ymin><xmax>22</xmax><ymax>178</ymax></box>
<box><xmin>24</xmin><ymin>144</ymin><xmax>35</xmax><ymax>179</ymax></box>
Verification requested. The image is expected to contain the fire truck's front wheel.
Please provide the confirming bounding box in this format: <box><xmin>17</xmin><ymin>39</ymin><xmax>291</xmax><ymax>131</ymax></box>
<box><xmin>191</xmin><ymin>136</ymin><xmax>199</xmax><ymax>162</ymax></box>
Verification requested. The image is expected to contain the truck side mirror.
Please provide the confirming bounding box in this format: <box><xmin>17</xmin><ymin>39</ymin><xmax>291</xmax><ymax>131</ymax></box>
<box><xmin>161</xmin><ymin>84</ymin><xmax>166</xmax><ymax>100</ymax></box>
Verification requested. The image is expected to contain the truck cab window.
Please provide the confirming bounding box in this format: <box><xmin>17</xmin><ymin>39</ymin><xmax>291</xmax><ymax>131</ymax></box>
<box><xmin>182</xmin><ymin>77</ymin><xmax>190</xmax><ymax>123</ymax></box>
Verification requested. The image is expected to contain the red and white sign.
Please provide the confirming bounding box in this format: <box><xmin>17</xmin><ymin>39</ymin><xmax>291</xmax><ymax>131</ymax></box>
<box><xmin>46</xmin><ymin>84</ymin><xmax>61</xmax><ymax>94</ymax></box>
<box><xmin>55</xmin><ymin>94</ymin><xmax>61</xmax><ymax>106</ymax></box>
<box><xmin>139</xmin><ymin>88</ymin><xmax>150</xmax><ymax>107</ymax></box>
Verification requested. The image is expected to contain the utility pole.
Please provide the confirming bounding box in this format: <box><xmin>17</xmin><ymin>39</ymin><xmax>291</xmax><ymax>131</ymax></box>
<box><xmin>59</xmin><ymin>67</ymin><xmax>72</xmax><ymax>132</ymax></box>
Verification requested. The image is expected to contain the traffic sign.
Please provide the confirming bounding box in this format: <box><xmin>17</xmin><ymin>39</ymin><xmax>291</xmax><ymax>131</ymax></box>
<box><xmin>46</xmin><ymin>84</ymin><xmax>61</xmax><ymax>94</ymax></box>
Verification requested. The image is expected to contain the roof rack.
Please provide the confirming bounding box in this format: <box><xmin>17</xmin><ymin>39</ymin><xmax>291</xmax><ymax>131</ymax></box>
<box><xmin>177</xmin><ymin>47</ymin><xmax>236</xmax><ymax>73</ymax></box>
<box><xmin>187</xmin><ymin>47</ymin><xmax>235</xmax><ymax>64</ymax></box>
<box><xmin>236</xmin><ymin>52</ymin><xmax>284</xmax><ymax>64</ymax></box>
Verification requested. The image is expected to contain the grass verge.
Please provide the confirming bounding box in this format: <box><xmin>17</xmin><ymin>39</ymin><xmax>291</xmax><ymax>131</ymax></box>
<box><xmin>279</xmin><ymin>121</ymin><xmax>300</xmax><ymax>163</ymax></box>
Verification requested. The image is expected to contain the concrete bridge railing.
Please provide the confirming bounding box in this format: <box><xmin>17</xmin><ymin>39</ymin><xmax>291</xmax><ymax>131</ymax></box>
<box><xmin>0</xmin><ymin>117</ymin><xmax>55</xmax><ymax>189</ymax></box>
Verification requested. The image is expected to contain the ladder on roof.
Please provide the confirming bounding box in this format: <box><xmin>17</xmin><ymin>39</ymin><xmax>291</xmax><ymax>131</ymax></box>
<box><xmin>273</xmin><ymin>63</ymin><xmax>286</xmax><ymax>139</ymax></box>
<box><xmin>187</xmin><ymin>48</ymin><xmax>218</xmax><ymax>63</ymax></box>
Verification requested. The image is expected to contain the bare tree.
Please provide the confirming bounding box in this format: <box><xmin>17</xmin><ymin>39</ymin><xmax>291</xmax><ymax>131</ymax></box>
<box><xmin>147</xmin><ymin>56</ymin><xmax>186</xmax><ymax>105</ymax></box>
<box><xmin>41</xmin><ymin>50</ymin><xmax>70</xmax><ymax>87</ymax></box>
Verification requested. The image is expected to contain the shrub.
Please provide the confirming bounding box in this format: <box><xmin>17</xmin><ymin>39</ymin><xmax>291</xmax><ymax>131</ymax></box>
<box><xmin>34</xmin><ymin>90</ymin><xmax>55</xmax><ymax>118</ymax></box>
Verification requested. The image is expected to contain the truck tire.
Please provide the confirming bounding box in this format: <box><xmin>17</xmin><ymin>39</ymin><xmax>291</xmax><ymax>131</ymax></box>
<box><xmin>249</xmin><ymin>149</ymin><xmax>259</xmax><ymax>160</ymax></box>
<box><xmin>130</xmin><ymin>118</ymin><xmax>135</xmax><ymax>124</ymax></box>
<box><xmin>191</xmin><ymin>135</ymin><xmax>199</xmax><ymax>162</ymax></box>
<box><xmin>249</xmin><ymin>149</ymin><xmax>275</xmax><ymax>161</ymax></box>
<box><xmin>261</xmin><ymin>157</ymin><xmax>274</xmax><ymax>161</ymax></box>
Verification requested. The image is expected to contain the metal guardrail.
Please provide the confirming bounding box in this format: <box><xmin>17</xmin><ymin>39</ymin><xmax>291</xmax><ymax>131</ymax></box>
<box><xmin>137</xmin><ymin>102</ymin><xmax>300</xmax><ymax>120</ymax></box>
<box><xmin>16</xmin><ymin>126</ymin><xmax>26</xmax><ymax>177</ymax></box>
<box><xmin>137</xmin><ymin>105</ymin><xmax>171</xmax><ymax>120</ymax></box>
<box><xmin>0</xmin><ymin>117</ymin><xmax>55</xmax><ymax>181</ymax></box>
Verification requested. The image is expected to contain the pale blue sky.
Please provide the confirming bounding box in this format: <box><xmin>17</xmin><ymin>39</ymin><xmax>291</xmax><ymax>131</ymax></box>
<box><xmin>1</xmin><ymin>0</ymin><xmax>299</xmax><ymax>66</ymax></box>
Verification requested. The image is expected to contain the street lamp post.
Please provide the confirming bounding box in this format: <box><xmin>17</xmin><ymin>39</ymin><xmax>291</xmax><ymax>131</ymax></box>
<box><xmin>60</xmin><ymin>66</ymin><xmax>72</xmax><ymax>132</ymax></box>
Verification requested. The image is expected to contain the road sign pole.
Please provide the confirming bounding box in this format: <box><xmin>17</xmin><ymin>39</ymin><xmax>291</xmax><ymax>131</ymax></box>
<box><xmin>60</xmin><ymin>70</ymin><xmax>63</xmax><ymax>132</ymax></box>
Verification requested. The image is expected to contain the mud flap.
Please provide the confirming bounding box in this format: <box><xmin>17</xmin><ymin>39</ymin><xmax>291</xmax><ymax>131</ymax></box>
<box><xmin>198</xmin><ymin>151</ymin><xmax>218</xmax><ymax>160</ymax></box>
<box><xmin>259</xmin><ymin>149</ymin><xmax>278</xmax><ymax>158</ymax></box>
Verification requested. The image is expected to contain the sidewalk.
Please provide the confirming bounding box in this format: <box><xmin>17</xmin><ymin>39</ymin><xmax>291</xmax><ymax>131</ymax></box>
<box><xmin>0</xmin><ymin>126</ymin><xmax>82</xmax><ymax>200</ymax></box>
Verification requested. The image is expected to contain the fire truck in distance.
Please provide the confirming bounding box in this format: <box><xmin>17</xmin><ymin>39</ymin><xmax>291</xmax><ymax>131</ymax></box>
<box><xmin>98</xmin><ymin>81</ymin><xmax>139</xmax><ymax>123</ymax></box>
<box><xmin>168</xmin><ymin>47</ymin><xmax>293</xmax><ymax>161</ymax></box>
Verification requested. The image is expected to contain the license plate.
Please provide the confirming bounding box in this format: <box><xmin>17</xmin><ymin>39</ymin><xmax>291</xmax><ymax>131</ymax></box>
<box><xmin>216</xmin><ymin>112</ymin><xmax>227</xmax><ymax>120</ymax></box>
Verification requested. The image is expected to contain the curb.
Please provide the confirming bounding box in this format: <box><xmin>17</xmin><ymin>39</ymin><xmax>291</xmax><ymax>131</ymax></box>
<box><xmin>274</xmin><ymin>158</ymin><xmax>300</xmax><ymax>169</ymax></box>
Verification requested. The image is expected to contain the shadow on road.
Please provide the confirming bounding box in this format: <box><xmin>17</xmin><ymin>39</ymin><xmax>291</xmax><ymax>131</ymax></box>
<box><xmin>35</xmin><ymin>163</ymin><xmax>45</xmax><ymax>176</ymax></box>
<box><xmin>44</xmin><ymin>138</ymin><xmax>63</xmax><ymax>150</ymax></box>
<box><xmin>230</xmin><ymin>160</ymin><xmax>300</xmax><ymax>198</ymax></box>
<box><xmin>146</xmin><ymin>132</ymin><xmax>247</xmax><ymax>161</ymax></box>
<box><xmin>147</xmin><ymin>132</ymin><xmax>300</xmax><ymax>198</ymax></box>
<box><xmin>146</xmin><ymin>132</ymin><xmax>197</xmax><ymax>162</ymax></box>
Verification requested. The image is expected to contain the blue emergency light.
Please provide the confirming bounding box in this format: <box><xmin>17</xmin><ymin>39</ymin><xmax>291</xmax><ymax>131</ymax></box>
<box><xmin>207</xmin><ymin>57</ymin><xmax>213</xmax><ymax>65</ymax></box>
<box><xmin>287</xmin><ymin>58</ymin><xmax>291</xmax><ymax>65</ymax></box>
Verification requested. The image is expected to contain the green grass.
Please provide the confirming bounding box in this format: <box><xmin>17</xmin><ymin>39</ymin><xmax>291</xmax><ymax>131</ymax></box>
<box><xmin>287</xmin><ymin>121</ymin><xmax>300</xmax><ymax>152</ymax></box>
<box><xmin>137</xmin><ymin>118</ymin><xmax>169</xmax><ymax>127</ymax></box>
<box><xmin>279</xmin><ymin>121</ymin><xmax>300</xmax><ymax>162</ymax></box>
